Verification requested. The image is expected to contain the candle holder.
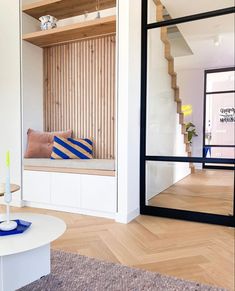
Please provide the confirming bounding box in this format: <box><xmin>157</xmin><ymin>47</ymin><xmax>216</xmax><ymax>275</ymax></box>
<box><xmin>0</xmin><ymin>184</ymin><xmax>20</xmax><ymax>231</ymax></box>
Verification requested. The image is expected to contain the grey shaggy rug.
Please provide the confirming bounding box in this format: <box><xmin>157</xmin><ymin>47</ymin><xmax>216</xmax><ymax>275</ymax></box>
<box><xmin>19</xmin><ymin>250</ymin><xmax>227</xmax><ymax>291</ymax></box>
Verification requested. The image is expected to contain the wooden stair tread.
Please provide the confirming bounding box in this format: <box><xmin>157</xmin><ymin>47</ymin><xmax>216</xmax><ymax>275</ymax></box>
<box><xmin>157</xmin><ymin>0</ymin><xmax>195</xmax><ymax>171</ymax></box>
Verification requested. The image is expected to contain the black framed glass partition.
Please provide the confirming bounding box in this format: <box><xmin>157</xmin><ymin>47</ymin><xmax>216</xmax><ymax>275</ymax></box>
<box><xmin>140</xmin><ymin>0</ymin><xmax>235</xmax><ymax>227</ymax></box>
<box><xmin>203</xmin><ymin>68</ymin><xmax>235</xmax><ymax>169</ymax></box>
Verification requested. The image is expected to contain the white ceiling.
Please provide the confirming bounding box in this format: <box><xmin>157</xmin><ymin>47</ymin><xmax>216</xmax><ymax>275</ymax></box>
<box><xmin>161</xmin><ymin>0</ymin><xmax>235</xmax><ymax>70</ymax></box>
<box><xmin>161</xmin><ymin>0</ymin><xmax>234</xmax><ymax>18</ymax></box>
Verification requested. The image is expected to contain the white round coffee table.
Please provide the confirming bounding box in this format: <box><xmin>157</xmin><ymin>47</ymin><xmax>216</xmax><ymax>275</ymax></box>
<box><xmin>0</xmin><ymin>213</ymin><xmax>66</xmax><ymax>291</ymax></box>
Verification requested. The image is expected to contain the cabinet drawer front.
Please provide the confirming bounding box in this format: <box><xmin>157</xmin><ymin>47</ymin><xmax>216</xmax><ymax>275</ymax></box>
<box><xmin>23</xmin><ymin>171</ymin><xmax>51</xmax><ymax>204</ymax></box>
<box><xmin>51</xmin><ymin>172</ymin><xmax>81</xmax><ymax>208</ymax></box>
<box><xmin>81</xmin><ymin>175</ymin><xmax>116</xmax><ymax>213</ymax></box>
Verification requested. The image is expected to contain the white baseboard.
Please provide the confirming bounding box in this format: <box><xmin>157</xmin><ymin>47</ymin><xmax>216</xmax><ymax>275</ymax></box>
<box><xmin>23</xmin><ymin>201</ymin><xmax>116</xmax><ymax>220</ymax></box>
<box><xmin>11</xmin><ymin>200</ymin><xmax>24</xmax><ymax>207</ymax></box>
<box><xmin>115</xmin><ymin>208</ymin><xmax>139</xmax><ymax>224</ymax></box>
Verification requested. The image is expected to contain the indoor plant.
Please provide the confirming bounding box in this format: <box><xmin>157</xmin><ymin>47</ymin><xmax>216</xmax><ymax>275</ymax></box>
<box><xmin>186</xmin><ymin>122</ymin><xmax>198</xmax><ymax>144</ymax></box>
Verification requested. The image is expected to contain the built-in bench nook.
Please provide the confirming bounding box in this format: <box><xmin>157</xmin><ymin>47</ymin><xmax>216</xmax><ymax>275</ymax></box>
<box><xmin>22</xmin><ymin>0</ymin><xmax>117</xmax><ymax>219</ymax></box>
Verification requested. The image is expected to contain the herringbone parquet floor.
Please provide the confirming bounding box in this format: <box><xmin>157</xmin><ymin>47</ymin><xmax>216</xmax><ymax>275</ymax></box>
<box><xmin>149</xmin><ymin>169</ymin><xmax>234</xmax><ymax>215</ymax></box>
<box><xmin>3</xmin><ymin>206</ymin><xmax>235</xmax><ymax>290</ymax></box>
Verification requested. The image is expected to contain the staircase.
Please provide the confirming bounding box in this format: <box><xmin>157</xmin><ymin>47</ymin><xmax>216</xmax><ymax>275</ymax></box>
<box><xmin>155</xmin><ymin>0</ymin><xmax>195</xmax><ymax>173</ymax></box>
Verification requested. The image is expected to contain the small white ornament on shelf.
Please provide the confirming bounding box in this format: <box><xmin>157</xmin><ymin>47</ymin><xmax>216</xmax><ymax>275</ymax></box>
<box><xmin>39</xmin><ymin>15</ymin><xmax>57</xmax><ymax>31</ymax></box>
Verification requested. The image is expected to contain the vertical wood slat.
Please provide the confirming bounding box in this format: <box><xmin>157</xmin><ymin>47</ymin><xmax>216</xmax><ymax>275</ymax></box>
<box><xmin>44</xmin><ymin>34</ymin><xmax>116</xmax><ymax>159</ymax></box>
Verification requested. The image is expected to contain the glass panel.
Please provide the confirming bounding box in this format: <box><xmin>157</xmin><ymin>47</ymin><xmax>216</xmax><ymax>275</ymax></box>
<box><xmin>146</xmin><ymin>28</ymin><xmax>195</xmax><ymax>157</ymax></box>
<box><xmin>146</xmin><ymin>14</ymin><xmax>234</xmax><ymax>157</ymax></box>
<box><xmin>207</xmin><ymin>71</ymin><xmax>235</xmax><ymax>92</ymax></box>
<box><xmin>148</xmin><ymin>0</ymin><xmax>233</xmax><ymax>24</ymax></box>
<box><xmin>204</xmin><ymin>146</ymin><xmax>235</xmax><ymax>167</ymax></box>
<box><xmin>210</xmin><ymin>147</ymin><xmax>235</xmax><ymax>159</ymax></box>
<box><xmin>146</xmin><ymin>161</ymin><xmax>234</xmax><ymax>215</ymax></box>
<box><xmin>205</xmin><ymin>93</ymin><xmax>235</xmax><ymax>146</ymax></box>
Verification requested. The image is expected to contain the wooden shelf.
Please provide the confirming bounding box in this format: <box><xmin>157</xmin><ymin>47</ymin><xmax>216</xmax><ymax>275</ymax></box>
<box><xmin>22</xmin><ymin>16</ymin><xmax>116</xmax><ymax>47</ymax></box>
<box><xmin>22</xmin><ymin>0</ymin><xmax>116</xmax><ymax>20</ymax></box>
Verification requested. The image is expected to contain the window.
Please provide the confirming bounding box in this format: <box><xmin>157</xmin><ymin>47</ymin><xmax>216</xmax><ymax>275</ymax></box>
<box><xmin>204</xmin><ymin>68</ymin><xmax>235</xmax><ymax>168</ymax></box>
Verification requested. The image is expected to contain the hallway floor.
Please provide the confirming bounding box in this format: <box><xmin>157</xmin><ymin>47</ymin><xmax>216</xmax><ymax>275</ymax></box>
<box><xmin>149</xmin><ymin>169</ymin><xmax>234</xmax><ymax>215</ymax></box>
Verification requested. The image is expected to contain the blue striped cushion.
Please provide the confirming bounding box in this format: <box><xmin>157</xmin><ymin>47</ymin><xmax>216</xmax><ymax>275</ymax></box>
<box><xmin>51</xmin><ymin>136</ymin><xmax>93</xmax><ymax>160</ymax></box>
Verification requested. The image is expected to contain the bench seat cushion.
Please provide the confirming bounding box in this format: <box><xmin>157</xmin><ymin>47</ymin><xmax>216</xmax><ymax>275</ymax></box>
<box><xmin>24</xmin><ymin>158</ymin><xmax>115</xmax><ymax>172</ymax></box>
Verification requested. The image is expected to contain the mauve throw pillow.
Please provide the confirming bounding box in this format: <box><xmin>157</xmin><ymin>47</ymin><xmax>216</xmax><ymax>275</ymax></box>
<box><xmin>24</xmin><ymin>129</ymin><xmax>72</xmax><ymax>158</ymax></box>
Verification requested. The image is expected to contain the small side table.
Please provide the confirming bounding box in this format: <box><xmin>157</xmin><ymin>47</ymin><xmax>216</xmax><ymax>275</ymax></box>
<box><xmin>0</xmin><ymin>183</ymin><xmax>20</xmax><ymax>231</ymax></box>
<box><xmin>0</xmin><ymin>213</ymin><xmax>66</xmax><ymax>290</ymax></box>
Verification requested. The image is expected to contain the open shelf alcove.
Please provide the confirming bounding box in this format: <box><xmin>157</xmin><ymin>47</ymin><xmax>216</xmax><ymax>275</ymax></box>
<box><xmin>22</xmin><ymin>0</ymin><xmax>118</xmax><ymax>218</ymax></box>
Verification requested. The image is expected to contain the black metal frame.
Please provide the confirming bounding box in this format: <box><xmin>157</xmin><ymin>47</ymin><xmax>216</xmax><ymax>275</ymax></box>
<box><xmin>203</xmin><ymin>67</ymin><xmax>235</xmax><ymax>170</ymax></box>
<box><xmin>140</xmin><ymin>1</ymin><xmax>235</xmax><ymax>227</ymax></box>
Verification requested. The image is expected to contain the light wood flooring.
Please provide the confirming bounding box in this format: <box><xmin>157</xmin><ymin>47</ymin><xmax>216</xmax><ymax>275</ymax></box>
<box><xmin>2</xmin><ymin>206</ymin><xmax>234</xmax><ymax>290</ymax></box>
<box><xmin>149</xmin><ymin>169</ymin><xmax>234</xmax><ymax>215</ymax></box>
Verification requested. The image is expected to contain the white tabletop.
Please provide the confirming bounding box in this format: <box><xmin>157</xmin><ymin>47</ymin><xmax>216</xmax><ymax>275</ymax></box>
<box><xmin>0</xmin><ymin>213</ymin><xmax>66</xmax><ymax>256</ymax></box>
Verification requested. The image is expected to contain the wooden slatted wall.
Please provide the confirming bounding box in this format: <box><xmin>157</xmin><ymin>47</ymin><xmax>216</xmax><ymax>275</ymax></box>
<box><xmin>44</xmin><ymin>34</ymin><xmax>116</xmax><ymax>159</ymax></box>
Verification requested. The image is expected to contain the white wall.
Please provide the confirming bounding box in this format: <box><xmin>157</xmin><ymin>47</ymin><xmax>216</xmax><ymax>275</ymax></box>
<box><xmin>0</xmin><ymin>0</ymin><xmax>22</xmax><ymax>205</ymax></box>
<box><xmin>146</xmin><ymin>28</ymin><xmax>187</xmax><ymax>157</ymax></box>
<box><xmin>22</xmin><ymin>13</ymin><xmax>44</xmax><ymax>152</ymax></box>
<box><xmin>177</xmin><ymin>69</ymin><xmax>204</xmax><ymax>159</ymax></box>
<box><xmin>116</xmin><ymin>0</ymin><xmax>141</xmax><ymax>223</ymax></box>
<box><xmin>58</xmin><ymin>8</ymin><xmax>116</xmax><ymax>27</ymax></box>
<box><xmin>146</xmin><ymin>0</ymin><xmax>190</xmax><ymax>201</ymax></box>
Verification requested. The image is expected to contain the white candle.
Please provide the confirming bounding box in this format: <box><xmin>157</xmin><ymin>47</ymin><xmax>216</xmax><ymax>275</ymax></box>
<box><xmin>5</xmin><ymin>151</ymin><xmax>11</xmax><ymax>204</ymax></box>
<box><xmin>0</xmin><ymin>151</ymin><xmax>17</xmax><ymax>230</ymax></box>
